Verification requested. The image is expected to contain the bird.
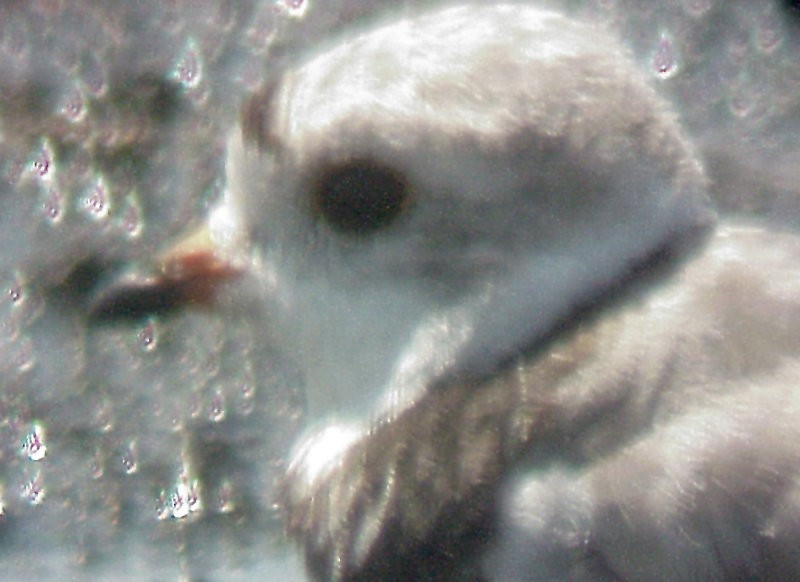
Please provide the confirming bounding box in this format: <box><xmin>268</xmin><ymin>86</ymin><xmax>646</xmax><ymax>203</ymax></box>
<box><xmin>92</xmin><ymin>3</ymin><xmax>800</xmax><ymax>581</ymax></box>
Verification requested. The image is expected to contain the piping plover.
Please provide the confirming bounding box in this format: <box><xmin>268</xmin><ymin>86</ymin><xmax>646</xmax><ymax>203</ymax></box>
<box><xmin>96</xmin><ymin>4</ymin><xmax>800</xmax><ymax>580</ymax></box>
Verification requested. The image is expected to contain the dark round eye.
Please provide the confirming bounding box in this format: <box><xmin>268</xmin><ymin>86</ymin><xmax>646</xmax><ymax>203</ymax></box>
<box><xmin>313</xmin><ymin>161</ymin><xmax>410</xmax><ymax>235</ymax></box>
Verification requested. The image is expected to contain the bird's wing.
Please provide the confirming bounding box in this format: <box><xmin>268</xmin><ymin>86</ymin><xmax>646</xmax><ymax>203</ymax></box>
<box><xmin>281</xmin><ymin>223</ymin><xmax>800</xmax><ymax>581</ymax></box>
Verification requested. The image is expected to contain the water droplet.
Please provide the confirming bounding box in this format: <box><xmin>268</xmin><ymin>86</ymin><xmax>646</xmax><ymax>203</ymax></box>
<box><xmin>756</xmin><ymin>14</ymin><xmax>782</xmax><ymax>54</ymax></box>
<box><xmin>214</xmin><ymin>480</ymin><xmax>235</xmax><ymax>514</ymax></box>
<box><xmin>245</xmin><ymin>7</ymin><xmax>279</xmax><ymax>53</ymax></box>
<box><xmin>653</xmin><ymin>34</ymin><xmax>678</xmax><ymax>79</ymax></box>
<box><xmin>93</xmin><ymin>399</ymin><xmax>114</xmax><ymax>433</ymax></box>
<box><xmin>173</xmin><ymin>40</ymin><xmax>203</xmax><ymax>89</ymax></box>
<box><xmin>81</xmin><ymin>53</ymin><xmax>106</xmax><ymax>96</ymax></box>
<box><xmin>138</xmin><ymin>320</ymin><xmax>157</xmax><ymax>352</ymax></box>
<box><xmin>30</xmin><ymin>142</ymin><xmax>55</xmax><ymax>181</ymax></box>
<box><xmin>21</xmin><ymin>471</ymin><xmax>45</xmax><ymax>505</ymax></box>
<box><xmin>157</xmin><ymin>479</ymin><xmax>202</xmax><ymax>520</ymax></box>
<box><xmin>186</xmin><ymin>482</ymin><xmax>202</xmax><ymax>513</ymax></box>
<box><xmin>60</xmin><ymin>87</ymin><xmax>87</xmax><ymax>123</ymax></box>
<box><xmin>119</xmin><ymin>197</ymin><xmax>143</xmax><ymax>238</ymax></box>
<box><xmin>120</xmin><ymin>441</ymin><xmax>137</xmax><ymax>475</ymax></box>
<box><xmin>156</xmin><ymin>491</ymin><xmax>170</xmax><ymax>520</ymax></box>
<box><xmin>279</xmin><ymin>0</ymin><xmax>309</xmax><ymax>18</ymax></box>
<box><xmin>729</xmin><ymin>84</ymin><xmax>756</xmax><ymax>118</ymax></box>
<box><xmin>33</xmin><ymin>159</ymin><xmax>50</xmax><ymax>179</ymax></box>
<box><xmin>236</xmin><ymin>382</ymin><xmax>256</xmax><ymax>416</ymax></box>
<box><xmin>11</xmin><ymin>336</ymin><xmax>35</xmax><ymax>372</ymax></box>
<box><xmin>240</xmin><ymin>382</ymin><xmax>255</xmax><ymax>399</ymax></box>
<box><xmin>7</xmin><ymin>277</ymin><xmax>23</xmax><ymax>306</ymax></box>
<box><xmin>90</xmin><ymin>449</ymin><xmax>104</xmax><ymax>479</ymax></box>
<box><xmin>208</xmin><ymin>389</ymin><xmax>226</xmax><ymax>423</ymax></box>
<box><xmin>42</xmin><ymin>188</ymin><xmax>64</xmax><ymax>223</ymax></box>
<box><xmin>21</xmin><ymin>422</ymin><xmax>46</xmax><ymax>461</ymax></box>
<box><xmin>82</xmin><ymin>177</ymin><xmax>111</xmax><ymax>220</ymax></box>
<box><xmin>187</xmin><ymin>393</ymin><xmax>201</xmax><ymax>419</ymax></box>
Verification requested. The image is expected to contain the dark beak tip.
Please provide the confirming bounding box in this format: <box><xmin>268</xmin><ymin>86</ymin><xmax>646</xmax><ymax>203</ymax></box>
<box><xmin>88</xmin><ymin>251</ymin><xmax>246</xmax><ymax>323</ymax></box>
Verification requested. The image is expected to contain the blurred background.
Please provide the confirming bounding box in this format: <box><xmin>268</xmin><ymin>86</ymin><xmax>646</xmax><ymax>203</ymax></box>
<box><xmin>0</xmin><ymin>1</ymin><xmax>798</xmax><ymax>579</ymax></box>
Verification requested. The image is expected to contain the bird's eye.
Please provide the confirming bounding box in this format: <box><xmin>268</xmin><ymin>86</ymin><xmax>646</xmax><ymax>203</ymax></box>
<box><xmin>312</xmin><ymin>161</ymin><xmax>410</xmax><ymax>235</ymax></box>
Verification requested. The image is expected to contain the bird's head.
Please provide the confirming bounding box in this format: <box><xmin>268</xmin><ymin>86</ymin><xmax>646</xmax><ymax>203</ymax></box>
<box><xmin>227</xmin><ymin>5</ymin><xmax>714</xmax><ymax>430</ymax></box>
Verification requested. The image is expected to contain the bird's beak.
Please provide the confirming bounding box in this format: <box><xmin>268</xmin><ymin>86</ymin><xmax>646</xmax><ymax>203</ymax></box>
<box><xmin>89</xmin><ymin>216</ymin><xmax>248</xmax><ymax>322</ymax></box>
<box><xmin>158</xmin><ymin>221</ymin><xmax>244</xmax><ymax>288</ymax></box>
